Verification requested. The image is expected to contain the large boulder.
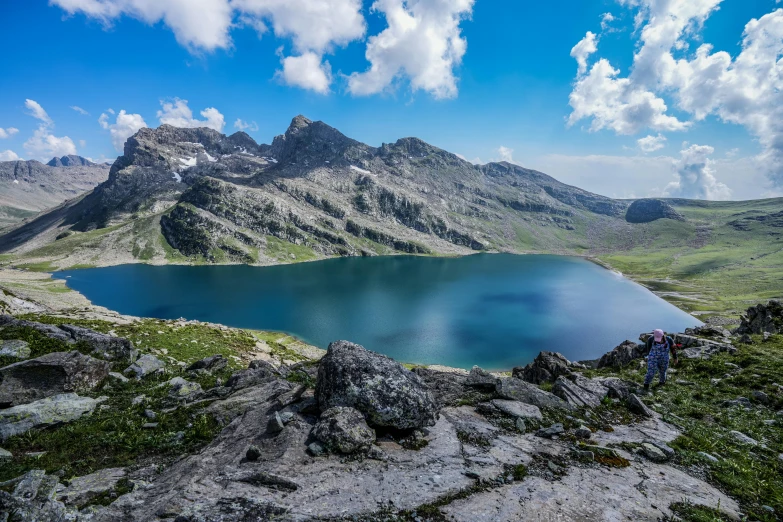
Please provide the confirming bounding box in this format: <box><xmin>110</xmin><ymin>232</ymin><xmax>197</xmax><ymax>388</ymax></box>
<box><xmin>0</xmin><ymin>393</ymin><xmax>100</xmax><ymax>440</ymax></box>
<box><xmin>736</xmin><ymin>300</ymin><xmax>782</xmax><ymax>335</ymax></box>
<box><xmin>316</xmin><ymin>341</ymin><xmax>438</xmax><ymax>429</ymax></box>
<box><xmin>411</xmin><ymin>367</ymin><xmax>470</xmax><ymax>408</ymax></box>
<box><xmin>56</xmin><ymin>467</ymin><xmax>127</xmax><ymax>508</ymax></box>
<box><xmin>312</xmin><ymin>406</ymin><xmax>376</xmax><ymax>454</ymax></box>
<box><xmin>495</xmin><ymin>377</ymin><xmax>573</xmax><ymax>410</ymax></box>
<box><xmin>123</xmin><ymin>354</ymin><xmax>165</xmax><ymax>379</ymax></box>
<box><xmin>625</xmin><ymin>198</ymin><xmax>684</xmax><ymax>223</ymax></box>
<box><xmin>0</xmin><ymin>351</ymin><xmax>109</xmax><ymax>407</ymax></box>
<box><xmin>58</xmin><ymin>324</ymin><xmax>134</xmax><ymax>360</ymax></box>
<box><xmin>465</xmin><ymin>366</ymin><xmax>499</xmax><ymax>389</ymax></box>
<box><xmin>513</xmin><ymin>351</ymin><xmax>572</xmax><ymax>384</ymax></box>
<box><xmin>552</xmin><ymin>374</ymin><xmax>609</xmax><ymax>408</ymax></box>
<box><xmin>597</xmin><ymin>340</ymin><xmax>647</xmax><ymax>369</ymax></box>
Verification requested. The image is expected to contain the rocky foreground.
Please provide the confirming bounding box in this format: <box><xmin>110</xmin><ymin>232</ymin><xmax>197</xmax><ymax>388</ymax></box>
<box><xmin>0</xmin><ymin>303</ymin><xmax>782</xmax><ymax>521</ymax></box>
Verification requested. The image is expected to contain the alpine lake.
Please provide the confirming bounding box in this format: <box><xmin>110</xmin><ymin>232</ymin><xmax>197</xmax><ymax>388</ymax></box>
<box><xmin>56</xmin><ymin>253</ymin><xmax>699</xmax><ymax>370</ymax></box>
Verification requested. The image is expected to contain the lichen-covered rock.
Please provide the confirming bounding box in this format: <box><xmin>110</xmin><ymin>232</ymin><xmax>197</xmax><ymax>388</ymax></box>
<box><xmin>0</xmin><ymin>393</ymin><xmax>100</xmax><ymax>440</ymax></box>
<box><xmin>465</xmin><ymin>366</ymin><xmax>499</xmax><ymax>389</ymax></box>
<box><xmin>0</xmin><ymin>339</ymin><xmax>30</xmax><ymax>360</ymax></box>
<box><xmin>186</xmin><ymin>354</ymin><xmax>228</xmax><ymax>373</ymax></box>
<box><xmin>513</xmin><ymin>351</ymin><xmax>572</xmax><ymax>384</ymax></box>
<box><xmin>167</xmin><ymin>377</ymin><xmax>203</xmax><ymax>402</ymax></box>
<box><xmin>316</xmin><ymin>341</ymin><xmax>438</xmax><ymax>429</ymax></box>
<box><xmin>58</xmin><ymin>324</ymin><xmax>135</xmax><ymax>360</ymax></box>
<box><xmin>312</xmin><ymin>406</ymin><xmax>376</xmax><ymax>454</ymax></box>
<box><xmin>495</xmin><ymin>377</ymin><xmax>572</xmax><ymax>410</ymax></box>
<box><xmin>56</xmin><ymin>467</ymin><xmax>127</xmax><ymax>508</ymax></box>
<box><xmin>552</xmin><ymin>374</ymin><xmax>609</xmax><ymax>408</ymax></box>
<box><xmin>0</xmin><ymin>351</ymin><xmax>109</xmax><ymax>407</ymax></box>
<box><xmin>490</xmin><ymin>399</ymin><xmax>543</xmax><ymax>421</ymax></box>
<box><xmin>625</xmin><ymin>198</ymin><xmax>684</xmax><ymax>223</ymax></box>
<box><xmin>0</xmin><ymin>470</ymin><xmax>78</xmax><ymax>521</ymax></box>
<box><xmin>123</xmin><ymin>354</ymin><xmax>165</xmax><ymax>379</ymax></box>
<box><xmin>736</xmin><ymin>300</ymin><xmax>782</xmax><ymax>335</ymax></box>
<box><xmin>597</xmin><ymin>340</ymin><xmax>647</xmax><ymax>369</ymax></box>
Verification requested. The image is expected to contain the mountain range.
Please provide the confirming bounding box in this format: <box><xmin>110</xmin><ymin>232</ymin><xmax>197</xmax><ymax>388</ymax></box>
<box><xmin>1</xmin><ymin>116</ymin><xmax>781</xmax><ymax>315</ymax></box>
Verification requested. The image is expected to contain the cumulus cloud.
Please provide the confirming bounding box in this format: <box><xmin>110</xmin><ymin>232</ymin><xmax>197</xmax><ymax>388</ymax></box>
<box><xmin>568</xmin><ymin>1</ymin><xmax>783</xmax><ymax>185</ymax></box>
<box><xmin>25</xmin><ymin>99</ymin><xmax>53</xmax><ymax>125</ymax></box>
<box><xmin>637</xmin><ymin>134</ymin><xmax>667</xmax><ymax>153</ymax></box>
<box><xmin>277</xmin><ymin>52</ymin><xmax>332</xmax><ymax>93</ymax></box>
<box><xmin>71</xmin><ymin>105</ymin><xmax>89</xmax><ymax>115</ymax></box>
<box><xmin>99</xmin><ymin>110</ymin><xmax>147</xmax><ymax>152</ymax></box>
<box><xmin>0</xmin><ymin>150</ymin><xmax>21</xmax><ymax>161</ymax></box>
<box><xmin>347</xmin><ymin>0</ymin><xmax>474</xmax><ymax>99</ymax></box>
<box><xmin>234</xmin><ymin>119</ymin><xmax>259</xmax><ymax>132</ymax></box>
<box><xmin>157</xmin><ymin>98</ymin><xmax>225</xmax><ymax>132</ymax></box>
<box><xmin>0</xmin><ymin>127</ymin><xmax>19</xmax><ymax>139</ymax></box>
<box><xmin>571</xmin><ymin>32</ymin><xmax>597</xmax><ymax>76</ymax></box>
<box><xmin>51</xmin><ymin>0</ymin><xmax>234</xmax><ymax>51</ymax></box>
<box><xmin>497</xmin><ymin>146</ymin><xmax>514</xmax><ymax>163</ymax></box>
<box><xmin>664</xmin><ymin>144</ymin><xmax>731</xmax><ymax>200</ymax></box>
<box><xmin>22</xmin><ymin>99</ymin><xmax>78</xmax><ymax>160</ymax></box>
<box><xmin>600</xmin><ymin>12</ymin><xmax>616</xmax><ymax>31</ymax></box>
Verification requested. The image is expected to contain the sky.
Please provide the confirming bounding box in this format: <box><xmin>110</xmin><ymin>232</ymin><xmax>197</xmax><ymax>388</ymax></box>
<box><xmin>1</xmin><ymin>0</ymin><xmax>782</xmax><ymax>201</ymax></box>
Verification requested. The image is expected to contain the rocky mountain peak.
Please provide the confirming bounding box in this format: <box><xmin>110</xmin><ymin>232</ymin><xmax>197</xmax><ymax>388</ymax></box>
<box><xmin>626</xmin><ymin>198</ymin><xmax>684</xmax><ymax>223</ymax></box>
<box><xmin>269</xmin><ymin>115</ymin><xmax>369</xmax><ymax>165</ymax></box>
<box><xmin>46</xmin><ymin>155</ymin><xmax>95</xmax><ymax>167</ymax></box>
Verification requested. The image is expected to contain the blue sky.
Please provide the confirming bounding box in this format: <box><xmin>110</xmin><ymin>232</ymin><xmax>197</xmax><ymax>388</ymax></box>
<box><xmin>1</xmin><ymin>0</ymin><xmax>782</xmax><ymax>200</ymax></box>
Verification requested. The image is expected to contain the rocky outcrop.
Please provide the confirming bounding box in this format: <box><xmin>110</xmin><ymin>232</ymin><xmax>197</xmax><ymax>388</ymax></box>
<box><xmin>465</xmin><ymin>366</ymin><xmax>499</xmax><ymax>389</ymax></box>
<box><xmin>0</xmin><ymin>339</ymin><xmax>30</xmax><ymax>359</ymax></box>
<box><xmin>312</xmin><ymin>406</ymin><xmax>376</xmax><ymax>454</ymax></box>
<box><xmin>495</xmin><ymin>377</ymin><xmax>573</xmax><ymax>410</ymax></box>
<box><xmin>552</xmin><ymin>374</ymin><xmax>609</xmax><ymax>408</ymax></box>
<box><xmin>123</xmin><ymin>354</ymin><xmax>165</xmax><ymax>379</ymax></box>
<box><xmin>0</xmin><ymin>351</ymin><xmax>109</xmax><ymax>407</ymax></box>
<box><xmin>596</xmin><ymin>340</ymin><xmax>647</xmax><ymax>369</ymax></box>
<box><xmin>0</xmin><ymin>393</ymin><xmax>100</xmax><ymax>440</ymax></box>
<box><xmin>736</xmin><ymin>300</ymin><xmax>782</xmax><ymax>335</ymax></box>
<box><xmin>186</xmin><ymin>354</ymin><xmax>228</xmax><ymax>373</ymax></box>
<box><xmin>0</xmin><ymin>470</ymin><xmax>79</xmax><ymax>521</ymax></box>
<box><xmin>625</xmin><ymin>198</ymin><xmax>685</xmax><ymax>223</ymax></box>
<box><xmin>513</xmin><ymin>351</ymin><xmax>572</xmax><ymax>384</ymax></box>
<box><xmin>57</xmin><ymin>467</ymin><xmax>127</xmax><ymax>508</ymax></box>
<box><xmin>316</xmin><ymin>341</ymin><xmax>438</xmax><ymax>429</ymax></box>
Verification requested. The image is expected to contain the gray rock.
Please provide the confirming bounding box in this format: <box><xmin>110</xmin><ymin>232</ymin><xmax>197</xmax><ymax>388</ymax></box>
<box><xmin>0</xmin><ymin>351</ymin><xmax>109</xmax><ymax>407</ymax></box>
<box><xmin>536</xmin><ymin>423</ymin><xmax>564</xmax><ymax>438</ymax></box>
<box><xmin>698</xmin><ymin>451</ymin><xmax>720</xmax><ymax>463</ymax></box>
<box><xmin>0</xmin><ymin>446</ymin><xmax>12</xmax><ymax>461</ymax></box>
<box><xmin>58</xmin><ymin>324</ymin><xmax>135</xmax><ymax>360</ymax></box>
<box><xmin>640</xmin><ymin>443</ymin><xmax>668</xmax><ymax>462</ymax></box>
<box><xmin>0</xmin><ymin>339</ymin><xmax>30</xmax><ymax>359</ymax></box>
<box><xmin>108</xmin><ymin>371</ymin><xmax>129</xmax><ymax>383</ymax></box>
<box><xmin>729</xmin><ymin>430</ymin><xmax>759</xmax><ymax>446</ymax></box>
<box><xmin>572</xmin><ymin>449</ymin><xmax>594</xmax><ymax>461</ymax></box>
<box><xmin>722</xmin><ymin>397</ymin><xmax>752</xmax><ymax>408</ymax></box>
<box><xmin>142</xmin><ymin>422</ymin><xmax>158</xmax><ymax>429</ymax></box>
<box><xmin>411</xmin><ymin>367</ymin><xmax>469</xmax><ymax>408</ymax></box>
<box><xmin>0</xmin><ymin>393</ymin><xmax>99</xmax><ymax>440</ymax></box>
<box><xmin>552</xmin><ymin>374</ymin><xmax>609</xmax><ymax>408</ymax></box>
<box><xmin>513</xmin><ymin>351</ymin><xmax>572</xmax><ymax>384</ymax></box>
<box><xmin>515</xmin><ymin>418</ymin><xmax>526</xmax><ymax>433</ymax></box>
<box><xmin>225</xmin><ymin>367</ymin><xmax>277</xmax><ymax>391</ymax></box>
<box><xmin>143</xmin><ymin>409</ymin><xmax>157</xmax><ymax>420</ymax></box>
<box><xmin>312</xmin><ymin>406</ymin><xmax>376</xmax><ymax>454</ymax></box>
<box><xmin>599</xmin><ymin>377</ymin><xmax>638</xmax><ymax>400</ymax></box>
<box><xmin>495</xmin><ymin>377</ymin><xmax>572</xmax><ymax>410</ymax></box>
<box><xmin>185</xmin><ymin>354</ymin><xmax>228</xmax><ymax>373</ymax></box>
<box><xmin>246</xmin><ymin>445</ymin><xmax>262</xmax><ymax>461</ymax></box>
<box><xmin>167</xmin><ymin>377</ymin><xmax>203</xmax><ymax>402</ymax></box>
<box><xmin>739</xmin><ymin>334</ymin><xmax>753</xmax><ymax>344</ymax></box>
<box><xmin>597</xmin><ymin>340</ymin><xmax>647</xmax><ymax>369</ymax></box>
<box><xmin>131</xmin><ymin>395</ymin><xmax>146</xmax><ymax>406</ymax></box>
<box><xmin>316</xmin><ymin>341</ymin><xmax>438</xmax><ymax>429</ymax></box>
<box><xmin>751</xmin><ymin>390</ymin><xmax>770</xmax><ymax>404</ymax></box>
<box><xmin>574</xmin><ymin>426</ymin><xmax>592</xmax><ymax>439</ymax></box>
<box><xmin>465</xmin><ymin>366</ymin><xmax>498</xmax><ymax>389</ymax></box>
<box><xmin>736</xmin><ymin>300</ymin><xmax>782</xmax><ymax>335</ymax></box>
<box><xmin>56</xmin><ymin>467</ymin><xmax>126</xmax><ymax>508</ymax></box>
<box><xmin>307</xmin><ymin>441</ymin><xmax>326</xmax><ymax>457</ymax></box>
<box><xmin>628</xmin><ymin>394</ymin><xmax>654</xmax><ymax>418</ymax></box>
<box><xmin>490</xmin><ymin>399</ymin><xmax>543</xmax><ymax>421</ymax></box>
<box><xmin>0</xmin><ymin>469</ymin><xmax>77</xmax><ymax>521</ymax></box>
<box><xmin>625</xmin><ymin>198</ymin><xmax>684</xmax><ymax>223</ymax></box>
<box><xmin>266</xmin><ymin>411</ymin><xmax>285</xmax><ymax>434</ymax></box>
<box><xmin>124</xmin><ymin>354</ymin><xmax>165</xmax><ymax>379</ymax></box>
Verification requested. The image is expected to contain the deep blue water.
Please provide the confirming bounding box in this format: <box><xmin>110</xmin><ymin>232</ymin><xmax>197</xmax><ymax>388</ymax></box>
<box><xmin>56</xmin><ymin>254</ymin><xmax>700</xmax><ymax>370</ymax></box>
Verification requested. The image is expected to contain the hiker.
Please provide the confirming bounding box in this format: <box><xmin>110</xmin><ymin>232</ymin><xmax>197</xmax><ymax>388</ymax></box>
<box><xmin>643</xmin><ymin>329</ymin><xmax>679</xmax><ymax>391</ymax></box>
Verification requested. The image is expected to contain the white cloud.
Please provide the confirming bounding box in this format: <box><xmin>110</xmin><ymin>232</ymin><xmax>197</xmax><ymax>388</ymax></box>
<box><xmin>277</xmin><ymin>52</ymin><xmax>332</xmax><ymax>93</ymax></box>
<box><xmin>0</xmin><ymin>150</ymin><xmax>21</xmax><ymax>161</ymax></box>
<box><xmin>25</xmin><ymin>99</ymin><xmax>53</xmax><ymax>125</ymax></box>
<box><xmin>51</xmin><ymin>0</ymin><xmax>234</xmax><ymax>51</ymax></box>
<box><xmin>637</xmin><ymin>133</ymin><xmax>667</xmax><ymax>153</ymax></box>
<box><xmin>664</xmin><ymin>144</ymin><xmax>731</xmax><ymax>200</ymax></box>
<box><xmin>600</xmin><ymin>12</ymin><xmax>616</xmax><ymax>31</ymax></box>
<box><xmin>234</xmin><ymin>118</ymin><xmax>259</xmax><ymax>132</ymax></box>
<box><xmin>99</xmin><ymin>110</ymin><xmax>147</xmax><ymax>152</ymax></box>
<box><xmin>569</xmin><ymin>1</ymin><xmax>783</xmax><ymax>186</ymax></box>
<box><xmin>233</xmin><ymin>0</ymin><xmax>365</xmax><ymax>54</ymax></box>
<box><xmin>347</xmin><ymin>0</ymin><xmax>474</xmax><ymax>99</ymax></box>
<box><xmin>24</xmin><ymin>125</ymin><xmax>77</xmax><ymax>160</ymax></box>
<box><xmin>571</xmin><ymin>32</ymin><xmax>597</xmax><ymax>76</ymax></box>
<box><xmin>71</xmin><ymin>105</ymin><xmax>89</xmax><ymax>115</ymax></box>
<box><xmin>157</xmin><ymin>98</ymin><xmax>225</xmax><ymax>132</ymax></box>
<box><xmin>0</xmin><ymin>127</ymin><xmax>19</xmax><ymax>139</ymax></box>
<box><xmin>79</xmin><ymin>139</ymin><xmax>87</xmax><ymax>147</ymax></box>
<box><xmin>497</xmin><ymin>145</ymin><xmax>514</xmax><ymax>163</ymax></box>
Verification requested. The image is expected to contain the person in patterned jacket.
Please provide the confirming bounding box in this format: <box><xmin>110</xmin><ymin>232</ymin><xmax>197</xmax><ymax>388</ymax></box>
<box><xmin>643</xmin><ymin>329</ymin><xmax>679</xmax><ymax>392</ymax></box>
